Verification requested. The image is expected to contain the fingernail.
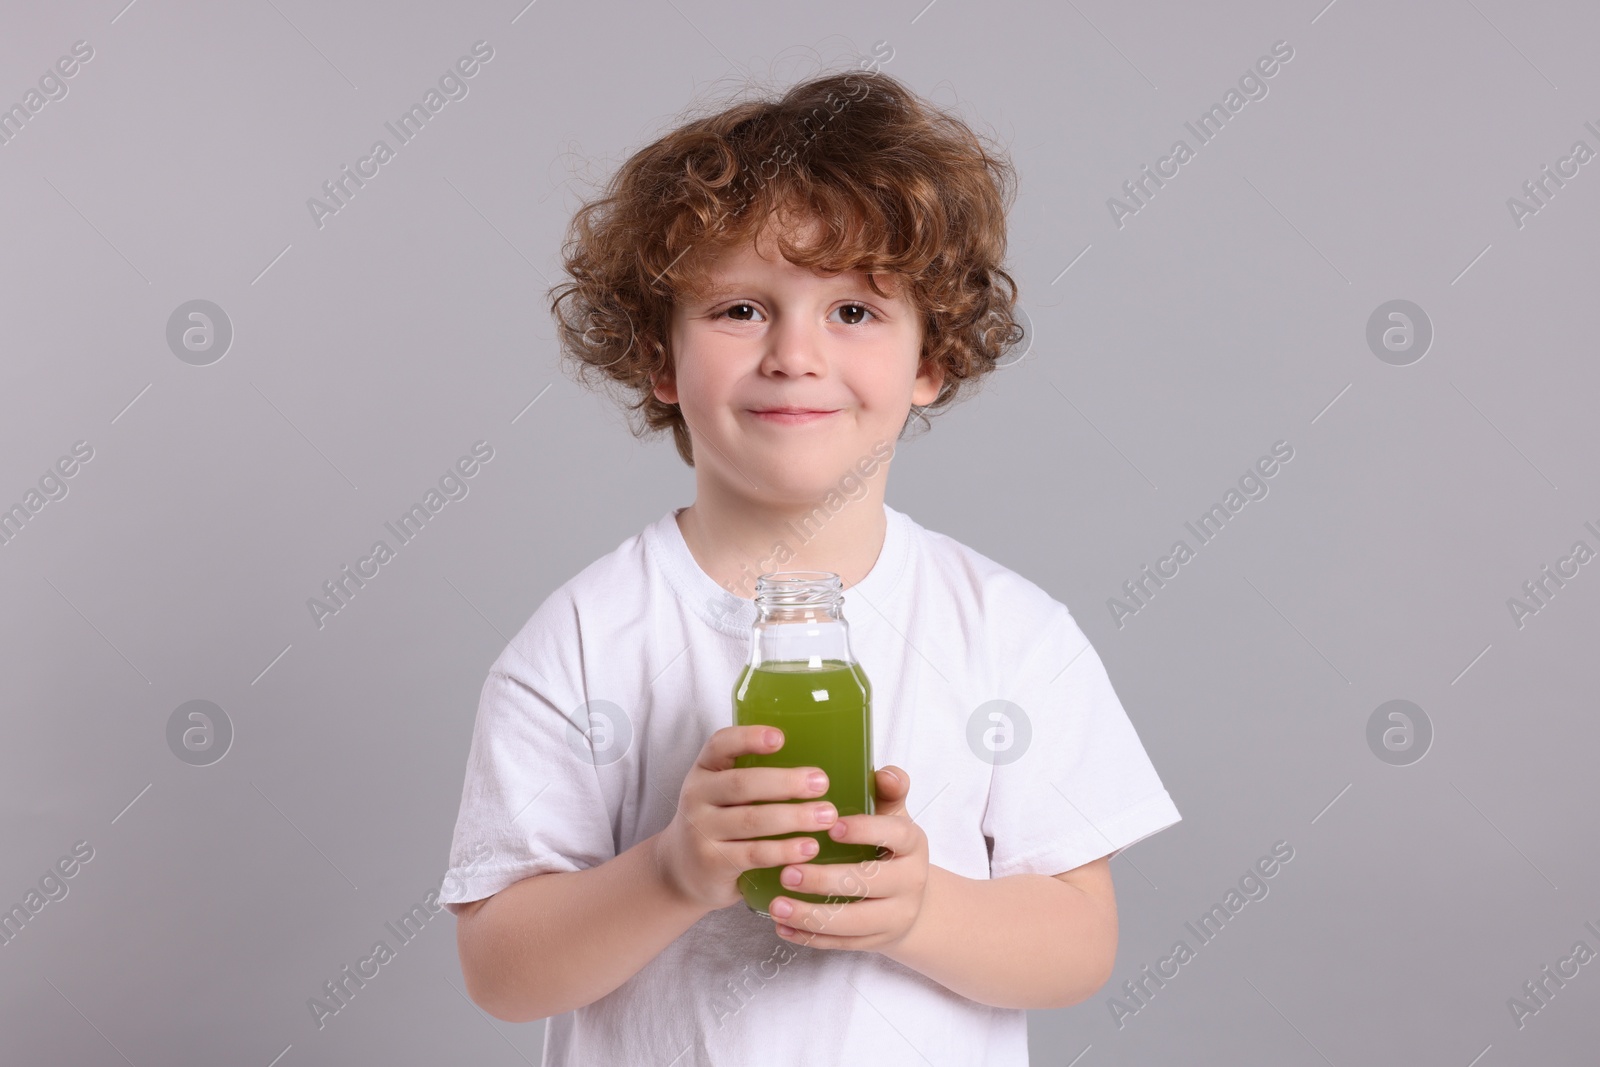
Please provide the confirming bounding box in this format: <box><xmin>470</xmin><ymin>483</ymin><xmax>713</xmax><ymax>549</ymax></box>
<box><xmin>770</xmin><ymin>897</ymin><xmax>793</xmax><ymax>918</ymax></box>
<box><xmin>807</xmin><ymin>771</ymin><xmax>828</xmax><ymax>793</ymax></box>
<box><xmin>767</xmin><ymin>729</ymin><xmax>783</xmax><ymax>748</ymax></box>
<box><xmin>780</xmin><ymin>866</ymin><xmax>802</xmax><ymax>887</ymax></box>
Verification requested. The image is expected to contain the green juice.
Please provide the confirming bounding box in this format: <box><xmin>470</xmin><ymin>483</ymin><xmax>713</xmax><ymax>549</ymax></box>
<box><xmin>733</xmin><ymin>659</ymin><xmax>885</xmax><ymax>916</ymax></box>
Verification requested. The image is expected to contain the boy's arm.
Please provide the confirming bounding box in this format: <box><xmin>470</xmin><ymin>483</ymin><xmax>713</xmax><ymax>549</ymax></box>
<box><xmin>881</xmin><ymin>855</ymin><xmax>1117</xmax><ymax>1011</ymax></box>
<box><xmin>455</xmin><ymin>832</ymin><xmax>711</xmax><ymax>1022</ymax></box>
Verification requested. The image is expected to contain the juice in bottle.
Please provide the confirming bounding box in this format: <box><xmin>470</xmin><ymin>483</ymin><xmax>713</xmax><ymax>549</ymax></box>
<box><xmin>732</xmin><ymin>571</ymin><xmax>885</xmax><ymax>916</ymax></box>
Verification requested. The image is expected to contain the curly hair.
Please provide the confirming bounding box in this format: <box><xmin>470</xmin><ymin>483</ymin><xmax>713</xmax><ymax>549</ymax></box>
<box><xmin>547</xmin><ymin>66</ymin><xmax>1023</xmax><ymax>467</ymax></box>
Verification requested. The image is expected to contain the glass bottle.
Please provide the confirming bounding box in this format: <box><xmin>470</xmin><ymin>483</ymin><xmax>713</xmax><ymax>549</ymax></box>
<box><xmin>732</xmin><ymin>571</ymin><xmax>884</xmax><ymax>916</ymax></box>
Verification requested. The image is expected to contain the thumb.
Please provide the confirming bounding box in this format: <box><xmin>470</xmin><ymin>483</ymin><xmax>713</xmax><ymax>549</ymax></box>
<box><xmin>875</xmin><ymin>766</ymin><xmax>910</xmax><ymax>814</ymax></box>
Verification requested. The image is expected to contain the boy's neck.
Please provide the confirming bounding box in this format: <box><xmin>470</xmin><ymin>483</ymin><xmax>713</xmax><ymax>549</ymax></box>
<box><xmin>675</xmin><ymin>487</ymin><xmax>889</xmax><ymax>602</ymax></box>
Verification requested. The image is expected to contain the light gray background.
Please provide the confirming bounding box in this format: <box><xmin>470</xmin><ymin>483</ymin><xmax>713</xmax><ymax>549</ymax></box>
<box><xmin>3</xmin><ymin>0</ymin><xmax>1597</xmax><ymax>1064</ymax></box>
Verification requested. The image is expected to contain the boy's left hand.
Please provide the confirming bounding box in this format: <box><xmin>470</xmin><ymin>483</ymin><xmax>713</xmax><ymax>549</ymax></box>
<box><xmin>768</xmin><ymin>765</ymin><xmax>929</xmax><ymax>951</ymax></box>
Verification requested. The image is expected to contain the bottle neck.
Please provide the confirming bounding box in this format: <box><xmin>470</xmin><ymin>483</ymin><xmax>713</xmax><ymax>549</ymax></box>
<box><xmin>751</xmin><ymin>604</ymin><xmax>855</xmax><ymax>670</ymax></box>
<box><xmin>749</xmin><ymin>571</ymin><xmax>856</xmax><ymax>670</ymax></box>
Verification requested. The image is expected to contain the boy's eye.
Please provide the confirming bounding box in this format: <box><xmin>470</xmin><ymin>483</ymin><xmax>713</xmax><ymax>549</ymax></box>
<box><xmin>711</xmin><ymin>303</ymin><xmax>876</xmax><ymax>325</ymax></box>
<box><xmin>831</xmin><ymin>303</ymin><xmax>873</xmax><ymax>326</ymax></box>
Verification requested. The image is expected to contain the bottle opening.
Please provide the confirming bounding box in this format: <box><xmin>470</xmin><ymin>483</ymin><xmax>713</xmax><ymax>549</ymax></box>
<box><xmin>754</xmin><ymin>571</ymin><xmax>842</xmax><ymax>608</ymax></box>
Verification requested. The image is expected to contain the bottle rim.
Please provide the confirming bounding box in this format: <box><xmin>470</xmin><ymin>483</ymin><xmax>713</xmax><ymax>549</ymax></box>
<box><xmin>754</xmin><ymin>570</ymin><xmax>843</xmax><ymax>607</ymax></box>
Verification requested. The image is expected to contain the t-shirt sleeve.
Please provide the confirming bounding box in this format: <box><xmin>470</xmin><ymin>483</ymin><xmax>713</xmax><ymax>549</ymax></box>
<box><xmin>437</xmin><ymin>615</ymin><xmax>617</xmax><ymax>916</ymax></box>
<box><xmin>982</xmin><ymin>602</ymin><xmax>1181</xmax><ymax>880</ymax></box>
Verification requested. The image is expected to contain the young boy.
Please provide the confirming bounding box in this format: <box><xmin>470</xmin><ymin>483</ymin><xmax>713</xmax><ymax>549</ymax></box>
<box><xmin>439</xmin><ymin>67</ymin><xmax>1181</xmax><ymax>1064</ymax></box>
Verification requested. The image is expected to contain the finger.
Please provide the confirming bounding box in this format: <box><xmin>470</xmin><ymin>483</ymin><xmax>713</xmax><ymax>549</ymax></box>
<box><xmin>715</xmin><ymin>797</ymin><xmax>839</xmax><ymax>845</ymax></box>
<box><xmin>704</xmin><ymin>765</ymin><xmax>831</xmax><ymax>808</ymax></box>
<box><xmin>873</xmin><ymin>766</ymin><xmax>910</xmax><ymax>815</ymax></box>
<box><xmin>777</xmin><ymin>853</ymin><xmax>898</xmax><ymax>900</ymax></box>
<box><xmin>773</xmin><ymin>925</ymin><xmax>881</xmax><ymax>952</ymax></box>
<box><xmin>772</xmin><ymin>894</ymin><xmax>905</xmax><ymax>941</ymax></box>
<box><xmin>699</xmin><ymin>724</ymin><xmax>787</xmax><ymax>771</ymax></box>
<box><xmin>738</xmin><ymin>832</ymin><xmax>824</xmax><ymax>872</ymax></box>
<box><xmin>826</xmin><ymin>813</ymin><xmax>913</xmax><ymax>853</ymax></box>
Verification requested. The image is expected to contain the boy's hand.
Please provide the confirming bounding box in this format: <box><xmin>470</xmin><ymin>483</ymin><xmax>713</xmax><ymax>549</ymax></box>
<box><xmin>652</xmin><ymin>725</ymin><xmax>839</xmax><ymax>913</ymax></box>
<box><xmin>767</xmin><ymin>765</ymin><xmax>929</xmax><ymax>952</ymax></box>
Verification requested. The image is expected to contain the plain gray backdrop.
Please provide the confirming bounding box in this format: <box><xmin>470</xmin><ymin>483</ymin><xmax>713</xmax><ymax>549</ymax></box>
<box><xmin>3</xmin><ymin>0</ymin><xmax>1597</xmax><ymax>1064</ymax></box>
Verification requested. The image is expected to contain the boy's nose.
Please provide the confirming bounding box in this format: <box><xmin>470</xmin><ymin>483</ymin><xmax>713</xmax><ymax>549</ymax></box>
<box><xmin>760</xmin><ymin>318</ymin><xmax>828</xmax><ymax>377</ymax></box>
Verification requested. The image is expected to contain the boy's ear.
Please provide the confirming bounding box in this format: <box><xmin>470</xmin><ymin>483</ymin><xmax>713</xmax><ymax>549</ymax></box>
<box><xmin>650</xmin><ymin>369</ymin><xmax>678</xmax><ymax>405</ymax></box>
<box><xmin>911</xmin><ymin>356</ymin><xmax>943</xmax><ymax>405</ymax></box>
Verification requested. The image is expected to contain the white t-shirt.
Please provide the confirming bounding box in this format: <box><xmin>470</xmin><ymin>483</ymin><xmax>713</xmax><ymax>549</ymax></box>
<box><xmin>439</xmin><ymin>501</ymin><xmax>1181</xmax><ymax>1065</ymax></box>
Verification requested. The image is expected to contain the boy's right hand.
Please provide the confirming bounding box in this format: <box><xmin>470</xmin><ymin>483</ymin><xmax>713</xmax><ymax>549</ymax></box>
<box><xmin>653</xmin><ymin>725</ymin><xmax>836</xmax><ymax>912</ymax></box>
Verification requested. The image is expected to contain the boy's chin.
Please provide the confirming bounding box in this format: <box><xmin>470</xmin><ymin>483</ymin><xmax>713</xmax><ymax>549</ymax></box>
<box><xmin>758</xmin><ymin>474</ymin><xmax>843</xmax><ymax>501</ymax></box>
<box><xmin>761</xmin><ymin>468</ymin><xmax>873</xmax><ymax>507</ymax></box>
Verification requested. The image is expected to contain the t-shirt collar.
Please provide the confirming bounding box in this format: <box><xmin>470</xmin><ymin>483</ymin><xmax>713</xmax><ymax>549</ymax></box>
<box><xmin>646</xmin><ymin>500</ymin><xmax>912</xmax><ymax>639</ymax></box>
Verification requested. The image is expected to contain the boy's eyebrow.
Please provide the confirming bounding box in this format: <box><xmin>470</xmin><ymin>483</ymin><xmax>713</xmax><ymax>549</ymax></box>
<box><xmin>694</xmin><ymin>283</ymin><xmax>747</xmax><ymax>301</ymax></box>
<box><xmin>695</xmin><ymin>275</ymin><xmax>899</xmax><ymax>301</ymax></box>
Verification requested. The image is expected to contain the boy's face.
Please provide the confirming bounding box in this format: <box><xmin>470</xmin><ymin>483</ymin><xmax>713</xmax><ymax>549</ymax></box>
<box><xmin>656</xmin><ymin>219</ymin><xmax>942</xmax><ymax>503</ymax></box>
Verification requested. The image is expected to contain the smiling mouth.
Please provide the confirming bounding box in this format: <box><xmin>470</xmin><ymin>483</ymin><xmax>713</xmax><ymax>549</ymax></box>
<box><xmin>749</xmin><ymin>408</ymin><xmax>839</xmax><ymax>424</ymax></box>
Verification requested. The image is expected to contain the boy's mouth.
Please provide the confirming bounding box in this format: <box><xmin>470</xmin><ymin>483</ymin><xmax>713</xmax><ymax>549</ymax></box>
<box><xmin>749</xmin><ymin>407</ymin><xmax>839</xmax><ymax>425</ymax></box>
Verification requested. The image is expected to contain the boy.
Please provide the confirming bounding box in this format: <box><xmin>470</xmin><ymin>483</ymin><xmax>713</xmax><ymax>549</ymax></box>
<box><xmin>439</xmin><ymin>67</ymin><xmax>1181</xmax><ymax>1064</ymax></box>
